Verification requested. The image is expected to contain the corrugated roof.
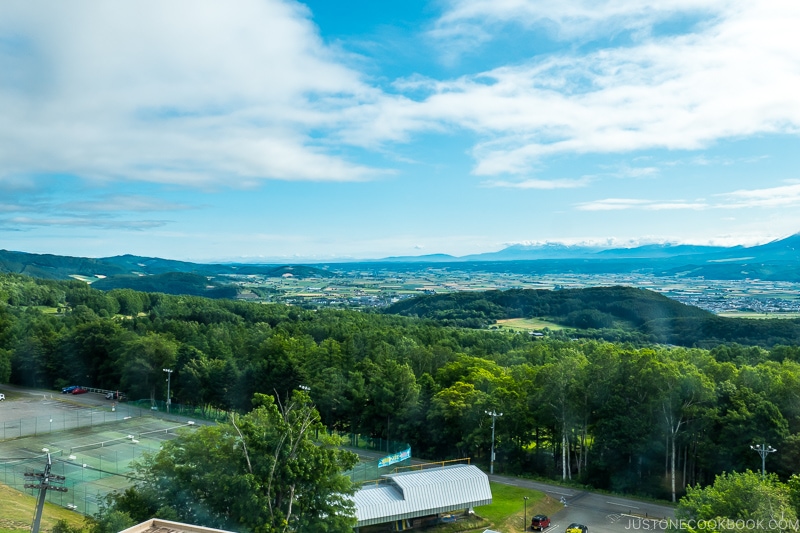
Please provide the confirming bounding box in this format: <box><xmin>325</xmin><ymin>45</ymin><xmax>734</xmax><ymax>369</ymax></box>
<box><xmin>118</xmin><ymin>519</ymin><xmax>235</xmax><ymax>533</ymax></box>
<box><xmin>353</xmin><ymin>464</ymin><xmax>492</xmax><ymax>527</ymax></box>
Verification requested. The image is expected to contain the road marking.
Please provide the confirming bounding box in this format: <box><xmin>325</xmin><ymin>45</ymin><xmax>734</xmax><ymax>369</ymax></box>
<box><xmin>547</xmin><ymin>490</ymin><xmax>572</xmax><ymax>496</ymax></box>
<box><xmin>607</xmin><ymin>501</ymin><xmax>639</xmax><ymax>509</ymax></box>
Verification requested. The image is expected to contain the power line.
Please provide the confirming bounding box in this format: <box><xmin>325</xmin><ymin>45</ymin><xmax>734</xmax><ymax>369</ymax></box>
<box><xmin>24</xmin><ymin>451</ymin><xmax>68</xmax><ymax>533</ymax></box>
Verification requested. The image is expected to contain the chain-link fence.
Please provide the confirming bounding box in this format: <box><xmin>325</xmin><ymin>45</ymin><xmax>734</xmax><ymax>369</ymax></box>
<box><xmin>0</xmin><ymin>402</ymin><xmax>151</xmax><ymax>441</ymax></box>
<box><xmin>126</xmin><ymin>399</ymin><xmax>229</xmax><ymax>423</ymax></box>
<box><xmin>0</xmin><ymin>416</ymin><xmax>197</xmax><ymax>517</ymax></box>
<box><xmin>339</xmin><ymin>433</ymin><xmax>412</xmax><ymax>484</ymax></box>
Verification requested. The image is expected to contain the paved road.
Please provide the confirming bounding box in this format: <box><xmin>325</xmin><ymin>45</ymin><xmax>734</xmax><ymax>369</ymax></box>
<box><xmin>489</xmin><ymin>473</ymin><xmax>675</xmax><ymax>533</ymax></box>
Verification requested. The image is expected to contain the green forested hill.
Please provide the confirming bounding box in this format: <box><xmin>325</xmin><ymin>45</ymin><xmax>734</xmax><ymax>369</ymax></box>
<box><xmin>91</xmin><ymin>272</ymin><xmax>238</xmax><ymax>298</ymax></box>
<box><xmin>0</xmin><ymin>249</ymin><xmax>335</xmax><ymax>280</ymax></box>
<box><xmin>0</xmin><ymin>250</ymin><xmax>335</xmax><ymax>297</ymax></box>
<box><xmin>385</xmin><ymin>286</ymin><xmax>800</xmax><ymax>347</ymax></box>
<box><xmin>0</xmin><ymin>249</ymin><xmax>128</xmax><ymax>279</ymax></box>
<box><xmin>385</xmin><ymin>285</ymin><xmax>710</xmax><ymax>325</ymax></box>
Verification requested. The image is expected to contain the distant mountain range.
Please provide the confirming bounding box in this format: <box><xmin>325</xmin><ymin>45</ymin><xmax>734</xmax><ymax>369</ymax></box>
<box><xmin>379</xmin><ymin>233</ymin><xmax>800</xmax><ymax>263</ymax></box>
<box><xmin>2</xmin><ymin>232</ymin><xmax>800</xmax><ymax>286</ymax></box>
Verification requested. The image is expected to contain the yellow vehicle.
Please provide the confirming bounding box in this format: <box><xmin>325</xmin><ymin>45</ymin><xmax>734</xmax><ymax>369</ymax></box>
<box><xmin>566</xmin><ymin>523</ymin><xmax>588</xmax><ymax>533</ymax></box>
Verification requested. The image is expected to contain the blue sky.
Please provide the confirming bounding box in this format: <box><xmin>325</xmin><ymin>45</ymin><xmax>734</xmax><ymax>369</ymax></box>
<box><xmin>2</xmin><ymin>0</ymin><xmax>800</xmax><ymax>262</ymax></box>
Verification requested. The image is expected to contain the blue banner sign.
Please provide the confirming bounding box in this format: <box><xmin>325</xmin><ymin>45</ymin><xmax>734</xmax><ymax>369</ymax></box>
<box><xmin>378</xmin><ymin>447</ymin><xmax>412</xmax><ymax>468</ymax></box>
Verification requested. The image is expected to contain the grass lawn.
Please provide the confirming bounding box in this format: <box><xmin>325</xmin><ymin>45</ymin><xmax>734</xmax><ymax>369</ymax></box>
<box><xmin>0</xmin><ymin>483</ymin><xmax>86</xmax><ymax>533</ymax></box>
<box><xmin>474</xmin><ymin>482</ymin><xmax>564</xmax><ymax>533</ymax></box>
<box><xmin>494</xmin><ymin>318</ymin><xmax>565</xmax><ymax>331</ymax></box>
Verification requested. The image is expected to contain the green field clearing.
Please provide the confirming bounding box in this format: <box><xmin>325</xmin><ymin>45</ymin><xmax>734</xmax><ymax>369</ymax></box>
<box><xmin>68</xmin><ymin>275</ymin><xmax>96</xmax><ymax>283</ymax></box>
<box><xmin>31</xmin><ymin>306</ymin><xmax>61</xmax><ymax>314</ymax></box>
<box><xmin>495</xmin><ymin>317</ymin><xmax>565</xmax><ymax>331</ymax></box>
<box><xmin>717</xmin><ymin>311</ymin><xmax>800</xmax><ymax>319</ymax></box>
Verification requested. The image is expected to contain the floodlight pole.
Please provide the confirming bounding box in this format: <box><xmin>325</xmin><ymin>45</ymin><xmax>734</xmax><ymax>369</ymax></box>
<box><xmin>486</xmin><ymin>410</ymin><xmax>503</xmax><ymax>475</ymax></box>
<box><xmin>751</xmin><ymin>443</ymin><xmax>777</xmax><ymax>479</ymax></box>
<box><xmin>524</xmin><ymin>496</ymin><xmax>529</xmax><ymax>531</ymax></box>
<box><xmin>163</xmin><ymin>368</ymin><xmax>173</xmax><ymax>413</ymax></box>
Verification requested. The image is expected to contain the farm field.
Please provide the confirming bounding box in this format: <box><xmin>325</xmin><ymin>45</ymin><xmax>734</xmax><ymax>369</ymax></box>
<box><xmin>717</xmin><ymin>311</ymin><xmax>800</xmax><ymax>319</ymax></box>
<box><xmin>226</xmin><ymin>267</ymin><xmax>800</xmax><ymax>317</ymax></box>
<box><xmin>494</xmin><ymin>318</ymin><xmax>565</xmax><ymax>331</ymax></box>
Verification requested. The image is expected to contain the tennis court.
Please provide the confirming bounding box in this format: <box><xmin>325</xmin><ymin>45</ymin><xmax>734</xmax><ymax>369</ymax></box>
<box><xmin>0</xmin><ymin>415</ymin><xmax>197</xmax><ymax>516</ymax></box>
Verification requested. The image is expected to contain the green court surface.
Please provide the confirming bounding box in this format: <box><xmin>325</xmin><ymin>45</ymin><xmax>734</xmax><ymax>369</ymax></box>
<box><xmin>0</xmin><ymin>416</ymin><xmax>197</xmax><ymax>516</ymax></box>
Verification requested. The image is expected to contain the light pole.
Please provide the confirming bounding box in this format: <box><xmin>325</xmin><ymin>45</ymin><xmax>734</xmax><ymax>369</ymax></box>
<box><xmin>163</xmin><ymin>368</ymin><xmax>173</xmax><ymax>413</ymax></box>
<box><xmin>298</xmin><ymin>385</ymin><xmax>315</xmax><ymax>438</ymax></box>
<box><xmin>486</xmin><ymin>410</ymin><xmax>503</xmax><ymax>475</ymax></box>
<box><xmin>524</xmin><ymin>496</ymin><xmax>529</xmax><ymax>531</ymax></box>
<box><xmin>751</xmin><ymin>443</ymin><xmax>777</xmax><ymax>479</ymax></box>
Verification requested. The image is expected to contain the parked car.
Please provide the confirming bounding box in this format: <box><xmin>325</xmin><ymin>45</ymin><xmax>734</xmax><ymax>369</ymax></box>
<box><xmin>531</xmin><ymin>515</ymin><xmax>551</xmax><ymax>531</ymax></box>
<box><xmin>105</xmin><ymin>391</ymin><xmax>125</xmax><ymax>400</ymax></box>
<box><xmin>62</xmin><ymin>385</ymin><xmax>79</xmax><ymax>394</ymax></box>
<box><xmin>71</xmin><ymin>387</ymin><xmax>88</xmax><ymax>394</ymax></box>
<box><xmin>566</xmin><ymin>524</ymin><xmax>588</xmax><ymax>533</ymax></box>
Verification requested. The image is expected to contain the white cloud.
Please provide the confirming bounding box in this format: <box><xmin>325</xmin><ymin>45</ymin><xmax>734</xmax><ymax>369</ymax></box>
<box><xmin>4</xmin><ymin>0</ymin><xmax>800</xmax><ymax>191</ymax></box>
<box><xmin>433</xmin><ymin>0</ymin><xmax>730</xmax><ymax>41</ymax></box>
<box><xmin>577</xmin><ymin>181</ymin><xmax>800</xmax><ymax>212</ymax></box>
<box><xmin>62</xmin><ymin>195</ymin><xmax>193</xmax><ymax>213</ymax></box>
<box><xmin>0</xmin><ymin>0</ymin><xmax>382</xmax><ymax>186</ymax></box>
<box><xmin>718</xmin><ymin>183</ymin><xmax>800</xmax><ymax>208</ymax></box>
<box><xmin>0</xmin><ymin>216</ymin><xmax>167</xmax><ymax>229</ymax></box>
<box><xmin>576</xmin><ymin>198</ymin><xmax>651</xmax><ymax>211</ymax></box>
<box><xmin>576</xmin><ymin>198</ymin><xmax>708</xmax><ymax>211</ymax></box>
<box><xmin>482</xmin><ymin>177</ymin><xmax>591</xmax><ymax>189</ymax></box>
<box><xmin>358</xmin><ymin>0</ymin><xmax>800</xmax><ymax>176</ymax></box>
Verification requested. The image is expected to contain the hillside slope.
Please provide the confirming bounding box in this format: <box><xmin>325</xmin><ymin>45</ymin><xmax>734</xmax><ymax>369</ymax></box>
<box><xmin>385</xmin><ymin>286</ymin><xmax>800</xmax><ymax>347</ymax></box>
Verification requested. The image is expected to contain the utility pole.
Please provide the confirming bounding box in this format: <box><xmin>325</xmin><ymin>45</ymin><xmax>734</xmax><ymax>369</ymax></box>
<box><xmin>751</xmin><ymin>443</ymin><xmax>777</xmax><ymax>479</ymax></box>
<box><xmin>486</xmin><ymin>410</ymin><xmax>503</xmax><ymax>475</ymax></box>
<box><xmin>163</xmin><ymin>368</ymin><xmax>173</xmax><ymax>413</ymax></box>
<box><xmin>25</xmin><ymin>451</ymin><xmax>68</xmax><ymax>533</ymax></box>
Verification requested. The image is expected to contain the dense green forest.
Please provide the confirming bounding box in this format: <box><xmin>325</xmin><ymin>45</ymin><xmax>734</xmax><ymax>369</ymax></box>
<box><xmin>91</xmin><ymin>272</ymin><xmax>238</xmax><ymax>298</ymax></box>
<box><xmin>2</xmin><ymin>273</ymin><xmax>800</xmax><ymax>502</ymax></box>
<box><xmin>386</xmin><ymin>286</ymin><xmax>800</xmax><ymax>347</ymax></box>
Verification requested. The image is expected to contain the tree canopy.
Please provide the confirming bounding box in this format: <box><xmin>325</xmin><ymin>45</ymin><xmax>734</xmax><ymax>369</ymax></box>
<box><xmin>101</xmin><ymin>391</ymin><xmax>357</xmax><ymax>533</ymax></box>
<box><xmin>2</xmin><ymin>273</ymin><xmax>800</xmax><ymax>505</ymax></box>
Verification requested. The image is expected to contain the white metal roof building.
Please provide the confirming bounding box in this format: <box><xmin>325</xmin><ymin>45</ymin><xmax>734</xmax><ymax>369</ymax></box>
<box><xmin>118</xmin><ymin>519</ymin><xmax>236</xmax><ymax>533</ymax></box>
<box><xmin>352</xmin><ymin>464</ymin><xmax>492</xmax><ymax>529</ymax></box>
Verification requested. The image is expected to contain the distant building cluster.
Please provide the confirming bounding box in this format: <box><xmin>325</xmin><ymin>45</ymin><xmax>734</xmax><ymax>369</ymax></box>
<box><xmin>228</xmin><ymin>269</ymin><xmax>800</xmax><ymax>316</ymax></box>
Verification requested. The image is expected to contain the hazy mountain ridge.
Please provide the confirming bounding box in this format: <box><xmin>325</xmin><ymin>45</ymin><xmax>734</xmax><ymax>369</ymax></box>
<box><xmin>2</xmin><ymin>232</ymin><xmax>799</xmax><ymax>287</ymax></box>
<box><xmin>0</xmin><ymin>250</ymin><xmax>336</xmax><ymax>281</ymax></box>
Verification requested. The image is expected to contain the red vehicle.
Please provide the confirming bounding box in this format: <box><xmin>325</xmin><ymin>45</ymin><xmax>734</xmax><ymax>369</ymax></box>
<box><xmin>531</xmin><ymin>515</ymin><xmax>551</xmax><ymax>531</ymax></box>
<box><xmin>71</xmin><ymin>387</ymin><xmax>88</xmax><ymax>394</ymax></box>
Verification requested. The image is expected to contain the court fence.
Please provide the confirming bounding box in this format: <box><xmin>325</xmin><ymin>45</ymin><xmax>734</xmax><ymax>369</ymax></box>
<box><xmin>1</xmin><ymin>397</ymin><xmax>418</xmax><ymax>516</ymax></box>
